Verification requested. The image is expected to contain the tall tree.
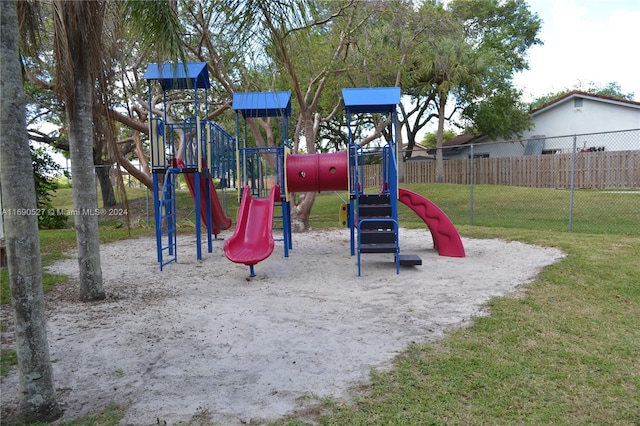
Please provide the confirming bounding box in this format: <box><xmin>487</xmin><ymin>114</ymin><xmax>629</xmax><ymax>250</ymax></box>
<box><xmin>208</xmin><ymin>0</ymin><xmax>359</xmax><ymax>231</ymax></box>
<box><xmin>18</xmin><ymin>0</ymin><xmax>187</xmax><ymax>300</ymax></box>
<box><xmin>52</xmin><ymin>0</ymin><xmax>106</xmax><ymax>300</ymax></box>
<box><xmin>0</xmin><ymin>0</ymin><xmax>61</xmax><ymax>420</ymax></box>
<box><xmin>464</xmin><ymin>87</ymin><xmax>533</xmax><ymax>139</ymax></box>
<box><xmin>402</xmin><ymin>0</ymin><xmax>541</xmax><ymax>182</ymax></box>
<box><xmin>411</xmin><ymin>31</ymin><xmax>485</xmax><ymax>182</ymax></box>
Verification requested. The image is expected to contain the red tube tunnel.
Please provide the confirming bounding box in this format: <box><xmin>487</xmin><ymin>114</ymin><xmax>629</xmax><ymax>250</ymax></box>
<box><xmin>285</xmin><ymin>151</ymin><xmax>349</xmax><ymax>193</ymax></box>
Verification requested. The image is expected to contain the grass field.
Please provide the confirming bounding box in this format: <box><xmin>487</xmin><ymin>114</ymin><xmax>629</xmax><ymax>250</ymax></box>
<box><xmin>1</xmin><ymin>184</ymin><xmax>639</xmax><ymax>425</ymax></box>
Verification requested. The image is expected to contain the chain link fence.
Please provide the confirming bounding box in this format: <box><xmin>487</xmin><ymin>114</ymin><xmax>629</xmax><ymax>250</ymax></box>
<box><xmin>388</xmin><ymin>129</ymin><xmax>640</xmax><ymax>236</ymax></box>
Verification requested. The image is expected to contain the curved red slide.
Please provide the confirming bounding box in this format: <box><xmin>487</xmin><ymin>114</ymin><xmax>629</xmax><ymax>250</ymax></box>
<box><xmin>224</xmin><ymin>185</ymin><xmax>279</xmax><ymax>267</ymax></box>
<box><xmin>398</xmin><ymin>188</ymin><xmax>465</xmax><ymax>257</ymax></box>
<box><xmin>174</xmin><ymin>158</ymin><xmax>232</xmax><ymax>235</ymax></box>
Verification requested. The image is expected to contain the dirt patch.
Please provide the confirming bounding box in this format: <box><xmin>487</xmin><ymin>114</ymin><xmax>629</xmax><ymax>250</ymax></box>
<box><xmin>1</xmin><ymin>228</ymin><xmax>564</xmax><ymax>424</ymax></box>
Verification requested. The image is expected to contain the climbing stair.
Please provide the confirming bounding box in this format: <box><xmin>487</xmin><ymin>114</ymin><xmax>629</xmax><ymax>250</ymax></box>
<box><xmin>157</xmin><ymin>169</ymin><xmax>178</xmax><ymax>270</ymax></box>
<box><xmin>357</xmin><ymin>193</ymin><xmax>399</xmax><ymax>276</ymax></box>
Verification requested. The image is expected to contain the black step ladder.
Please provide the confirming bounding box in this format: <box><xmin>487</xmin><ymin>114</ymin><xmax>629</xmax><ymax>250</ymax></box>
<box><xmin>357</xmin><ymin>194</ymin><xmax>399</xmax><ymax>276</ymax></box>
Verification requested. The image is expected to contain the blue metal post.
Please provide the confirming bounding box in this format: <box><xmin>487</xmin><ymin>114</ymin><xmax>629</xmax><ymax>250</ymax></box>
<box><xmin>164</xmin><ymin>172</ymin><xmax>175</xmax><ymax>258</ymax></box>
<box><xmin>194</xmin><ymin>170</ymin><xmax>202</xmax><ymax>260</ymax></box>
<box><xmin>153</xmin><ymin>172</ymin><xmax>162</xmax><ymax>263</ymax></box>
<box><xmin>205</xmin><ymin>169</ymin><xmax>213</xmax><ymax>253</ymax></box>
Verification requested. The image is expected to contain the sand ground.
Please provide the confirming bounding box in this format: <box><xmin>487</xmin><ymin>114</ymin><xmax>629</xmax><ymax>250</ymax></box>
<box><xmin>0</xmin><ymin>228</ymin><xmax>564</xmax><ymax>425</ymax></box>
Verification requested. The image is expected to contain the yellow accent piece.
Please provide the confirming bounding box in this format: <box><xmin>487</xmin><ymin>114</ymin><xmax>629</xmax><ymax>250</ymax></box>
<box><xmin>148</xmin><ymin>119</ymin><xmax>155</xmax><ymax>165</ymax></box>
<box><xmin>283</xmin><ymin>147</ymin><xmax>290</xmax><ymax>201</ymax></box>
<box><xmin>149</xmin><ymin>119</ymin><xmax>166</xmax><ymax>168</ymax></box>
<box><xmin>339</xmin><ymin>203</ymin><xmax>348</xmax><ymax>227</ymax></box>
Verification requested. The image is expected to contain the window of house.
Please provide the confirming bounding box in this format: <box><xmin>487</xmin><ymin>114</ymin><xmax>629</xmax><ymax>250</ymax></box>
<box><xmin>574</xmin><ymin>98</ymin><xmax>583</xmax><ymax>107</ymax></box>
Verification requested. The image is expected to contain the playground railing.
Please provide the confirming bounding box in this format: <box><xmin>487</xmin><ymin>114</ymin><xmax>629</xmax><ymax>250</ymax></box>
<box><xmin>156</xmin><ymin>117</ymin><xmax>203</xmax><ymax>169</ymax></box>
<box><xmin>239</xmin><ymin>145</ymin><xmax>285</xmax><ymax>198</ymax></box>
<box><xmin>208</xmin><ymin>121</ymin><xmax>236</xmax><ymax>189</ymax></box>
<box><xmin>349</xmin><ymin>143</ymin><xmax>365</xmax><ymax>195</ymax></box>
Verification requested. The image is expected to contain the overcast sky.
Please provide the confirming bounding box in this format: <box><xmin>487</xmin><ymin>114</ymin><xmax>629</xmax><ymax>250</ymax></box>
<box><xmin>513</xmin><ymin>0</ymin><xmax>640</xmax><ymax>102</ymax></box>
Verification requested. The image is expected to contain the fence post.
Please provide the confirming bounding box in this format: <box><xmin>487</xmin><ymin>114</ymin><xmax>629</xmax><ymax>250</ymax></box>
<box><xmin>470</xmin><ymin>143</ymin><xmax>474</xmax><ymax>225</ymax></box>
<box><xmin>568</xmin><ymin>135</ymin><xmax>577</xmax><ymax>232</ymax></box>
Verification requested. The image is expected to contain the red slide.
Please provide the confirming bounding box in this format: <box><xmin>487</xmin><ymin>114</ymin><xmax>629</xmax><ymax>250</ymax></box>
<box><xmin>398</xmin><ymin>188</ymin><xmax>465</xmax><ymax>257</ymax></box>
<box><xmin>174</xmin><ymin>159</ymin><xmax>232</xmax><ymax>235</ymax></box>
<box><xmin>224</xmin><ymin>185</ymin><xmax>279</xmax><ymax>267</ymax></box>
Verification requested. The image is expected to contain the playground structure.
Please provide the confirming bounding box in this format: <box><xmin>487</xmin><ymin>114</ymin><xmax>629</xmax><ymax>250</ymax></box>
<box><xmin>145</xmin><ymin>62</ymin><xmax>465</xmax><ymax>276</ymax></box>
<box><xmin>225</xmin><ymin>90</ymin><xmax>294</xmax><ymax>277</ymax></box>
<box><xmin>144</xmin><ymin>63</ymin><xmax>235</xmax><ymax>269</ymax></box>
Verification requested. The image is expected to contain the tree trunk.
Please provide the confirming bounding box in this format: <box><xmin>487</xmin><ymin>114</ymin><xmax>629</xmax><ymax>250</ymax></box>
<box><xmin>396</xmin><ymin>127</ymin><xmax>406</xmax><ymax>183</ymax></box>
<box><xmin>95</xmin><ymin>164</ymin><xmax>117</xmax><ymax>207</ymax></box>
<box><xmin>68</xmin><ymin>76</ymin><xmax>106</xmax><ymax>300</ymax></box>
<box><xmin>290</xmin><ymin>192</ymin><xmax>317</xmax><ymax>232</ymax></box>
<box><xmin>0</xmin><ymin>1</ymin><xmax>62</xmax><ymax>420</ymax></box>
<box><xmin>64</xmin><ymin>29</ymin><xmax>105</xmax><ymax>300</ymax></box>
<box><xmin>435</xmin><ymin>93</ymin><xmax>447</xmax><ymax>183</ymax></box>
<box><xmin>288</xmin><ymin>109</ymin><xmax>319</xmax><ymax>232</ymax></box>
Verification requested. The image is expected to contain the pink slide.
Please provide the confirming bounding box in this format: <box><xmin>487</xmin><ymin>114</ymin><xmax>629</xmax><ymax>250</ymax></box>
<box><xmin>224</xmin><ymin>185</ymin><xmax>279</xmax><ymax>273</ymax></box>
<box><xmin>398</xmin><ymin>188</ymin><xmax>465</xmax><ymax>257</ymax></box>
<box><xmin>174</xmin><ymin>158</ymin><xmax>232</xmax><ymax>235</ymax></box>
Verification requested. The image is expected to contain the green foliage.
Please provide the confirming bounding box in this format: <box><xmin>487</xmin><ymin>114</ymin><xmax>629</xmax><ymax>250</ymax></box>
<box><xmin>38</xmin><ymin>208</ymin><xmax>69</xmax><ymax>230</ymax></box>
<box><xmin>0</xmin><ymin>268</ymin><xmax>9</xmax><ymax>305</ymax></box>
<box><xmin>450</xmin><ymin>0</ymin><xmax>543</xmax><ymax>74</ymax></box>
<box><xmin>0</xmin><ymin>349</ymin><xmax>18</xmax><ymax>377</ymax></box>
<box><xmin>398</xmin><ymin>0</ymin><xmax>543</xmax><ymax>162</ymax></box>
<box><xmin>31</xmin><ymin>144</ymin><xmax>69</xmax><ymax>229</ymax></box>
<box><xmin>420</xmin><ymin>129</ymin><xmax>456</xmax><ymax>148</ymax></box>
<box><xmin>464</xmin><ymin>87</ymin><xmax>533</xmax><ymax>139</ymax></box>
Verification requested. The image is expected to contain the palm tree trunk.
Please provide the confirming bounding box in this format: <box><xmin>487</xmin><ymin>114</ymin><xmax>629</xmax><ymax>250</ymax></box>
<box><xmin>67</xmin><ymin>71</ymin><xmax>106</xmax><ymax>300</ymax></box>
<box><xmin>0</xmin><ymin>0</ymin><xmax>61</xmax><ymax>420</ymax></box>
<box><xmin>53</xmin><ymin>0</ymin><xmax>106</xmax><ymax>301</ymax></box>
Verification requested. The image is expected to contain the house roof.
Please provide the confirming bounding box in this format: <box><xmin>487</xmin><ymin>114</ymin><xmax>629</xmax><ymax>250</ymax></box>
<box><xmin>432</xmin><ymin>91</ymin><xmax>640</xmax><ymax>151</ymax></box>
<box><xmin>530</xmin><ymin>90</ymin><xmax>640</xmax><ymax>116</ymax></box>
<box><xmin>442</xmin><ymin>133</ymin><xmax>479</xmax><ymax>148</ymax></box>
<box><xmin>412</xmin><ymin>133</ymin><xmax>482</xmax><ymax>155</ymax></box>
<box><xmin>143</xmin><ymin>62</ymin><xmax>210</xmax><ymax>91</ymax></box>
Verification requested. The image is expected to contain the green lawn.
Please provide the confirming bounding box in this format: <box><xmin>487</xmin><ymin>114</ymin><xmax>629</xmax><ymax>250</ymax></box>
<box><xmin>1</xmin><ymin>184</ymin><xmax>639</xmax><ymax>425</ymax></box>
<box><xmin>295</xmin><ymin>227</ymin><xmax>640</xmax><ymax>425</ymax></box>
<box><xmin>309</xmin><ymin>184</ymin><xmax>639</xmax><ymax>236</ymax></box>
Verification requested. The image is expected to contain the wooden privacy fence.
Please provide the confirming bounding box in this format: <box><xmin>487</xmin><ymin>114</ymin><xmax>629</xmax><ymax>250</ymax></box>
<box><xmin>384</xmin><ymin>150</ymin><xmax>640</xmax><ymax>189</ymax></box>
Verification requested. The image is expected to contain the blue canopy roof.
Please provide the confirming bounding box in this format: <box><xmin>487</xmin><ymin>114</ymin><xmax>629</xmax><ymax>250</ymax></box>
<box><xmin>232</xmin><ymin>91</ymin><xmax>292</xmax><ymax>118</ymax></box>
<box><xmin>143</xmin><ymin>62</ymin><xmax>210</xmax><ymax>91</ymax></box>
<box><xmin>342</xmin><ymin>87</ymin><xmax>401</xmax><ymax>114</ymax></box>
